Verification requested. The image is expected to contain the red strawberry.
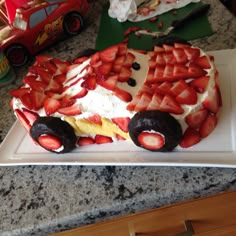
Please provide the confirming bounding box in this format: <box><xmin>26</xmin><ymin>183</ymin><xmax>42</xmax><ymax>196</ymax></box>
<box><xmin>148</xmin><ymin>58</ymin><xmax>156</xmax><ymax>69</ymax></box>
<box><xmin>95</xmin><ymin>135</ymin><xmax>113</xmax><ymax>144</ymax></box>
<box><xmin>113</xmin><ymin>87</ymin><xmax>132</xmax><ymax>102</ymax></box>
<box><xmin>111</xmin><ymin>117</ymin><xmax>130</xmax><ymax>132</ymax></box>
<box><xmin>154</xmin><ymin>46</ymin><xmax>165</xmax><ymax>53</ymax></box>
<box><xmin>35</xmin><ymin>67</ymin><xmax>52</xmax><ymax>84</ymax></box>
<box><xmin>173</xmin><ymin>64</ymin><xmax>189</xmax><ymax>80</ymax></box>
<box><xmin>117</xmin><ymin>44</ymin><xmax>127</xmax><ymax>56</ymax></box>
<box><xmin>157</xmin><ymin>81</ymin><xmax>172</xmax><ymax>95</ymax></box>
<box><xmin>53</xmin><ymin>73</ymin><xmax>67</xmax><ymax>84</ymax></box>
<box><xmin>53</xmin><ymin>58</ymin><xmax>71</xmax><ymax>73</ymax></box>
<box><xmin>30</xmin><ymin>90</ymin><xmax>46</xmax><ymax>110</ymax></box>
<box><xmin>147</xmin><ymin>93</ymin><xmax>163</xmax><ymax>110</ymax></box>
<box><xmin>15</xmin><ymin>109</ymin><xmax>31</xmax><ymax>132</ymax></box>
<box><xmin>170</xmin><ymin>80</ymin><xmax>188</xmax><ymax>96</ymax></box>
<box><xmin>185</xmin><ymin>108</ymin><xmax>208</xmax><ymax>129</ymax></box>
<box><xmin>44</xmin><ymin>97</ymin><xmax>61</xmax><ymax>116</ymax></box>
<box><xmin>99</xmin><ymin>45</ymin><xmax>119</xmax><ymax>63</ymax></box>
<box><xmin>163</xmin><ymin>64</ymin><xmax>174</xmax><ymax>80</ymax></box>
<box><xmin>183</xmin><ymin>47</ymin><xmax>200</xmax><ymax>61</ymax></box>
<box><xmin>162</xmin><ymin>52</ymin><xmax>177</xmax><ymax>64</ymax></box>
<box><xmin>72</xmin><ymin>88</ymin><xmax>88</xmax><ymax>99</ymax></box>
<box><xmin>86</xmin><ymin>114</ymin><xmax>102</xmax><ymax>125</ymax></box>
<box><xmin>112</xmin><ymin>56</ymin><xmax>125</xmax><ymax>73</ymax></box>
<box><xmin>26</xmin><ymin>80</ymin><xmax>48</xmax><ymax>92</ymax></box>
<box><xmin>74</xmin><ymin>56</ymin><xmax>89</xmax><ymax>64</ymax></box>
<box><xmin>90</xmin><ymin>52</ymin><xmax>100</xmax><ymax>65</ymax></box>
<box><xmin>23</xmin><ymin>75</ymin><xmax>38</xmax><ymax>85</ymax></box>
<box><xmin>163</xmin><ymin>44</ymin><xmax>174</xmax><ymax>52</ymax></box>
<box><xmin>174</xmin><ymin>43</ymin><xmax>190</xmax><ymax>48</ymax></box>
<box><xmin>195</xmin><ymin>55</ymin><xmax>211</xmax><ymax>69</ymax></box>
<box><xmin>58</xmin><ymin>103</ymin><xmax>82</xmax><ymax>116</ymax></box>
<box><xmin>202</xmin><ymin>87</ymin><xmax>221</xmax><ymax>113</ymax></box>
<box><xmin>42</xmin><ymin>60</ymin><xmax>57</xmax><ymax>73</ymax></box>
<box><xmin>179</xmin><ymin>127</ymin><xmax>201</xmax><ymax>148</ymax></box>
<box><xmin>60</xmin><ymin>94</ymin><xmax>76</xmax><ymax>108</ymax></box>
<box><xmin>160</xmin><ymin>94</ymin><xmax>184</xmax><ymax>114</ymax></box>
<box><xmin>46</xmin><ymin>79</ymin><xmax>63</xmax><ymax>93</ymax></box>
<box><xmin>118</xmin><ymin>67</ymin><xmax>131</xmax><ymax>82</ymax></box>
<box><xmin>155</xmin><ymin>54</ymin><xmax>166</xmax><ymax>66</ymax></box>
<box><xmin>175</xmin><ymin>87</ymin><xmax>198</xmax><ymax>105</ymax></box>
<box><xmin>97</xmin><ymin>74</ymin><xmax>118</xmax><ymax>91</ymax></box>
<box><xmin>38</xmin><ymin>134</ymin><xmax>62</xmax><ymax>150</ymax></box>
<box><xmin>35</xmin><ymin>55</ymin><xmax>52</xmax><ymax>63</ymax></box>
<box><xmin>190</xmin><ymin>76</ymin><xmax>210</xmax><ymax>93</ymax></box>
<box><xmin>199</xmin><ymin>113</ymin><xmax>217</xmax><ymax>138</ymax></box>
<box><xmin>172</xmin><ymin>48</ymin><xmax>188</xmax><ymax>64</ymax></box>
<box><xmin>21</xmin><ymin>93</ymin><xmax>33</xmax><ymax>110</ymax></box>
<box><xmin>10</xmin><ymin>87</ymin><xmax>30</xmax><ymax>98</ymax></box>
<box><xmin>81</xmin><ymin>75</ymin><xmax>97</xmax><ymax>90</ymax></box>
<box><xmin>154</xmin><ymin>66</ymin><xmax>165</xmax><ymax>80</ymax></box>
<box><xmin>123</xmin><ymin>52</ymin><xmax>135</xmax><ymax>67</ymax></box>
<box><xmin>97</xmin><ymin>62</ymin><xmax>112</xmax><ymax>76</ymax></box>
<box><xmin>77</xmin><ymin>137</ymin><xmax>95</xmax><ymax>146</ymax></box>
<box><xmin>188</xmin><ymin>63</ymin><xmax>207</xmax><ymax>78</ymax></box>
<box><xmin>138</xmin><ymin>131</ymin><xmax>165</xmax><ymax>150</ymax></box>
<box><xmin>115</xmin><ymin>134</ymin><xmax>126</xmax><ymax>140</ymax></box>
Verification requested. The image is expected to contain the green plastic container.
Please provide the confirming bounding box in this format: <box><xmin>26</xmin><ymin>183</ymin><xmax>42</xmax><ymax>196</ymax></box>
<box><xmin>0</xmin><ymin>51</ymin><xmax>15</xmax><ymax>87</ymax></box>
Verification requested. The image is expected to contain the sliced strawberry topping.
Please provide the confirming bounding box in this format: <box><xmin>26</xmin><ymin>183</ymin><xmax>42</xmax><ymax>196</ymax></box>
<box><xmin>202</xmin><ymin>87</ymin><xmax>221</xmax><ymax>113</ymax></box>
<box><xmin>21</xmin><ymin>93</ymin><xmax>33</xmax><ymax>110</ymax></box>
<box><xmin>188</xmin><ymin>63</ymin><xmax>207</xmax><ymax>78</ymax></box>
<box><xmin>22</xmin><ymin>108</ymin><xmax>39</xmax><ymax>125</ymax></box>
<box><xmin>90</xmin><ymin>52</ymin><xmax>100</xmax><ymax>65</ymax></box>
<box><xmin>44</xmin><ymin>97</ymin><xmax>61</xmax><ymax>116</ymax></box>
<box><xmin>23</xmin><ymin>75</ymin><xmax>38</xmax><ymax>85</ymax></box>
<box><xmin>81</xmin><ymin>75</ymin><xmax>97</xmax><ymax>90</ymax></box>
<box><xmin>97</xmin><ymin>74</ymin><xmax>118</xmax><ymax>91</ymax></box>
<box><xmin>155</xmin><ymin>54</ymin><xmax>166</xmax><ymax>66</ymax></box>
<box><xmin>86</xmin><ymin>114</ymin><xmax>102</xmax><ymax>125</ymax></box>
<box><xmin>175</xmin><ymin>87</ymin><xmax>198</xmax><ymax>105</ymax></box>
<box><xmin>117</xmin><ymin>44</ymin><xmax>128</xmax><ymax>56</ymax></box>
<box><xmin>170</xmin><ymin>80</ymin><xmax>188</xmax><ymax>96</ymax></box>
<box><xmin>26</xmin><ymin>80</ymin><xmax>48</xmax><ymax>93</ymax></box>
<box><xmin>9</xmin><ymin>87</ymin><xmax>30</xmax><ymax>98</ymax></box>
<box><xmin>58</xmin><ymin>104</ymin><xmax>82</xmax><ymax>116</ymax></box>
<box><xmin>123</xmin><ymin>52</ymin><xmax>135</xmax><ymax>67</ymax></box>
<box><xmin>118</xmin><ymin>67</ymin><xmax>131</xmax><ymax>82</ymax></box>
<box><xmin>163</xmin><ymin>64</ymin><xmax>174</xmax><ymax>80</ymax></box>
<box><xmin>38</xmin><ymin>134</ymin><xmax>62</xmax><ymax>150</ymax></box>
<box><xmin>190</xmin><ymin>76</ymin><xmax>210</xmax><ymax>93</ymax></box>
<box><xmin>138</xmin><ymin>131</ymin><xmax>165</xmax><ymax>150</ymax></box>
<box><xmin>113</xmin><ymin>87</ymin><xmax>132</xmax><ymax>102</ymax></box>
<box><xmin>72</xmin><ymin>88</ymin><xmax>88</xmax><ymax>99</ymax></box>
<box><xmin>53</xmin><ymin>73</ymin><xmax>67</xmax><ymax>84</ymax></box>
<box><xmin>179</xmin><ymin>127</ymin><xmax>201</xmax><ymax>148</ymax></box>
<box><xmin>157</xmin><ymin>81</ymin><xmax>172</xmax><ymax>96</ymax></box>
<box><xmin>185</xmin><ymin>108</ymin><xmax>208</xmax><ymax>129</ymax></box>
<box><xmin>95</xmin><ymin>135</ymin><xmax>113</xmax><ymax>144</ymax></box>
<box><xmin>162</xmin><ymin>52</ymin><xmax>177</xmax><ymax>65</ymax></box>
<box><xmin>15</xmin><ymin>109</ymin><xmax>31</xmax><ymax>132</ymax></box>
<box><xmin>147</xmin><ymin>93</ymin><xmax>162</xmax><ymax>110</ymax></box>
<box><xmin>160</xmin><ymin>94</ymin><xmax>184</xmax><ymax>114</ymax></box>
<box><xmin>183</xmin><ymin>47</ymin><xmax>200</xmax><ymax>61</ymax></box>
<box><xmin>172</xmin><ymin>48</ymin><xmax>188</xmax><ymax>64</ymax></box>
<box><xmin>199</xmin><ymin>113</ymin><xmax>217</xmax><ymax>138</ymax></box>
<box><xmin>173</xmin><ymin>64</ymin><xmax>189</xmax><ymax>80</ymax></box>
<box><xmin>195</xmin><ymin>55</ymin><xmax>211</xmax><ymax>69</ymax></box>
<box><xmin>97</xmin><ymin>62</ymin><xmax>112</xmax><ymax>76</ymax></box>
<box><xmin>46</xmin><ymin>79</ymin><xmax>63</xmax><ymax>93</ymax></box>
<box><xmin>53</xmin><ymin>58</ymin><xmax>71</xmax><ymax>73</ymax></box>
<box><xmin>154</xmin><ymin>66</ymin><xmax>165</xmax><ymax>80</ymax></box>
<box><xmin>112</xmin><ymin>56</ymin><xmax>125</xmax><ymax>73</ymax></box>
<box><xmin>30</xmin><ymin>90</ymin><xmax>46</xmax><ymax>110</ymax></box>
<box><xmin>99</xmin><ymin>45</ymin><xmax>119</xmax><ymax>63</ymax></box>
<box><xmin>35</xmin><ymin>67</ymin><xmax>52</xmax><ymax>84</ymax></box>
<box><xmin>60</xmin><ymin>94</ymin><xmax>76</xmax><ymax>108</ymax></box>
<box><xmin>111</xmin><ymin>117</ymin><xmax>130</xmax><ymax>132</ymax></box>
<box><xmin>77</xmin><ymin>137</ymin><xmax>95</xmax><ymax>146</ymax></box>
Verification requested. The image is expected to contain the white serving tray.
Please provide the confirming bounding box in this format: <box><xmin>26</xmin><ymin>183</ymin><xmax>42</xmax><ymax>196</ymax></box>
<box><xmin>0</xmin><ymin>49</ymin><xmax>236</xmax><ymax>167</ymax></box>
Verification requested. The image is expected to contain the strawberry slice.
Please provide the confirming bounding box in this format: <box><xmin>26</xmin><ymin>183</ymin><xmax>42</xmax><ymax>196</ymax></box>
<box><xmin>176</xmin><ymin>87</ymin><xmax>198</xmax><ymax>105</ymax></box>
<box><xmin>172</xmin><ymin>48</ymin><xmax>188</xmax><ymax>64</ymax></box>
<box><xmin>138</xmin><ymin>131</ymin><xmax>165</xmax><ymax>151</ymax></box>
<box><xmin>97</xmin><ymin>74</ymin><xmax>118</xmax><ymax>91</ymax></box>
<box><xmin>188</xmin><ymin>63</ymin><xmax>207</xmax><ymax>78</ymax></box>
<box><xmin>199</xmin><ymin>113</ymin><xmax>217</xmax><ymax>138</ymax></box>
<box><xmin>179</xmin><ymin>127</ymin><xmax>201</xmax><ymax>148</ymax></box>
<box><xmin>113</xmin><ymin>87</ymin><xmax>132</xmax><ymax>102</ymax></box>
<box><xmin>154</xmin><ymin>66</ymin><xmax>165</xmax><ymax>80</ymax></box>
<box><xmin>190</xmin><ymin>76</ymin><xmax>210</xmax><ymax>93</ymax></box>
<box><xmin>86</xmin><ymin>114</ymin><xmax>102</xmax><ymax>125</ymax></box>
<box><xmin>26</xmin><ymin>80</ymin><xmax>48</xmax><ymax>93</ymax></box>
<box><xmin>202</xmin><ymin>87</ymin><xmax>221</xmax><ymax>113</ymax></box>
<box><xmin>53</xmin><ymin>58</ymin><xmax>71</xmax><ymax>73</ymax></box>
<box><xmin>77</xmin><ymin>137</ymin><xmax>95</xmax><ymax>146</ymax></box>
<box><xmin>23</xmin><ymin>75</ymin><xmax>38</xmax><ymax>85</ymax></box>
<box><xmin>53</xmin><ymin>73</ymin><xmax>67</xmax><ymax>84</ymax></box>
<box><xmin>72</xmin><ymin>88</ymin><xmax>88</xmax><ymax>99</ymax></box>
<box><xmin>30</xmin><ymin>90</ymin><xmax>46</xmax><ymax>110</ymax></box>
<box><xmin>170</xmin><ymin>80</ymin><xmax>188</xmax><ymax>96</ymax></box>
<box><xmin>38</xmin><ymin>134</ymin><xmax>62</xmax><ymax>150</ymax></box>
<box><xmin>111</xmin><ymin>117</ymin><xmax>130</xmax><ymax>132</ymax></box>
<box><xmin>154</xmin><ymin>46</ymin><xmax>165</xmax><ymax>53</ymax></box>
<box><xmin>22</xmin><ymin>108</ymin><xmax>39</xmax><ymax>125</ymax></box>
<box><xmin>173</xmin><ymin>64</ymin><xmax>189</xmax><ymax>80</ymax></box>
<box><xmin>44</xmin><ymin>97</ymin><xmax>61</xmax><ymax>116</ymax></box>
<box><xmin>155</xmin><ymin>54</ymin><xmax>166</xmax><ymax>66</ymax></box>
<box><xmin>162</xmin><ymin>52</ymin><xmax>177</xmax><ymax>64</ymax></box>
<box><xmin>157</xmin><ymin>81</ymin><xmax>172</xmax><ymax>96</ymax></box>
<box><xmin>118</xmin><ymin>67</ymin><xmax>131</xmax><ymax>82</ymax></box>
<box><xmin>46</xmin><ymin>79</ymin><xmax>63</xmax><ymax>93</ymax></box>
<box><xmin>112</xmin><ymin>55</ymin><xmax>125</xmax><ymax>73</ymax></box>
<box><xmin>123</xmin><ymin>52</ymin><xmax>135</xmax><ymax>67</ymax></box>
<box><xmin>117</xmin><ymin>43</ymin><xmax>128</xmax><ymax>56</ymax></box>
<box><xmin>58</xmin><ymin>103</ymin><xmax>82</xmax><ymax>116</ymax></box>
<box><xmin>185</xmin><ymin>108</ymin><xmax>208</xmax><ymax>129</ymax></box>
<box><xmin>99</xmin><ymin>45</ymin><xmax>119</xmax><ymax>63</ymax></box>
<box><xmin>60</xmin><ymin>94</ymin><xmax>76</xmax><ymax>108</ymax></box>
<box><xmin>35</xmin><ymin>67</ymin><xmax>52</xmax><ymax>84</ymax></box>
<box><xmin>21</xmin><ymin>93</ymin><xmax>33</xmax><ymax>110</ymax></box>
<box><xmin>147</xmin><ymin>93</ymin><xmax>163</xmax><ymax>110</ymax></box>
<box><xmin>9</xmin><ymin>87</ymin><xmax>30</xmax><ymax>98</ymax></box>
<box><xmin>35</xmin><ymin>55</ymin><xmax>52</xmax><ymax>63</ymax></box>
<box><xmin>15</xmin><ymin>109</ymin><xmax>31</xmax><ymax>132</ymax></box>
<box><xmin>134</xmin><ymin>92</ymin><xmax>153</xmax><ymax>111</ymax></box>
<box><xmin>97</xmin><ymin>62</ymin><xmax>112</xmax><ymax>76</ymax></box>
<box><xmin>163</xmin><ymin>64</ymin><xmax>174</xmax><ymax>80</ymax></box>
<box><xmin>160</xmin><ymin>94</ymin><xmax>184</xmax><ymax>114</ymax></box>
<box><xmin>174</xmin><ymin>43</ymin><xmax>190</xmax><ymax>48</ymax></box>
<box><xmin>42</xmin><ymin>60</ymin><xmax>58</xmax><ymax>73</ymax></box>
<box><xmin>90</xmin><ymin>52</ymin><xmax>100</xmax><ymax>65</ymax></box>
<box><xmin>81</xmin><ymin>75</ymin><xmax>97</xmax><ymax>90</ymax></box>
<box><xmin>95</xmin><ymin>135</ymin><xmax>113</xmax><ymax>144</ymax></box>
<box><xmin>195</xmin><ymin>55</ymin><xmax>211</xmax><ymax>69</ymax></box>
<box><xmin>163</xmin><ymin>44</ymin><xmax>174</xmax><ymax>52</ymax></box>
<box><xmin>183</xmin><ymin>47</ymin><xmax>200</xmax><ymax>61</ymax></box>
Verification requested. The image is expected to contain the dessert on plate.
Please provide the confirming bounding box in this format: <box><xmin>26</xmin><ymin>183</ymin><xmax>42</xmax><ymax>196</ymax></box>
<box><xmin>10</xmin><ymin>38</ymin><xmax>222</xmax><ymax>153</ymax></box>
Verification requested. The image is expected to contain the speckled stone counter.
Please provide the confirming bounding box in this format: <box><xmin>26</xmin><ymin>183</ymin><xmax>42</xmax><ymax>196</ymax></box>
<box><xmin>0</xmin><ymin>1</ymin><xmax>236</xmax><ymax>235</ymax></box>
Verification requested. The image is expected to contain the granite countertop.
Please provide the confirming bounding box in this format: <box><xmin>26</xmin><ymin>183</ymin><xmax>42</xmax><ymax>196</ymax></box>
<box><xmin>0</xmin><ymin>0</ymin><xmax>236</xmax><ymax>235</ymax></box>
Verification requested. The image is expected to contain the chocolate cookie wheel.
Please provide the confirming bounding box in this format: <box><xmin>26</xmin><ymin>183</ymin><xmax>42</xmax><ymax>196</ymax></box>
<box><xmin>30</xmin><ymin>117</ymin><xmax>77</xmax><ymax>153</ymax></box>
<box><xmin>128</xmin><ymin>111</ymin><xmax>183</xmax><ymax>152</ymax></box>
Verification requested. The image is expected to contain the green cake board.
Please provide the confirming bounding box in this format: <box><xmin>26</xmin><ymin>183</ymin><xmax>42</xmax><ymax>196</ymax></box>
<box><xmin>95</xmin><ymin>2</ymin><xmax>214</xmax><ymax>51</ymax></box>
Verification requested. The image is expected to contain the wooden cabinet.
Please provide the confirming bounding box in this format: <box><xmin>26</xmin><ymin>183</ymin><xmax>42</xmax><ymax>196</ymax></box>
<box><xmin>51</xmin><ymin>190</ymin><xmax>236</xmax><ymax>236</ymax></box>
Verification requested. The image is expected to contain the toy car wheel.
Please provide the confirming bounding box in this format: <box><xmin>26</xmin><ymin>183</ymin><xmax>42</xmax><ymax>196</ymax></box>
<box><xmin>5</xmin><ymin>44</ymin><xmax>30</xmax><ymax>67</ymax></box>
<box><xmin>30</xmin><ymin>117</ymin><xmax>77</xmax><ymax>153</ymax></box>
<box><xmin>63</xmin><ymin>12</ymin><xmax>84</xmax><ymax>36</ymax></box>
<box><xmin>128</xmin><ymin>110</ymin><xmax>183</xmax><ymax>152</ymax></box>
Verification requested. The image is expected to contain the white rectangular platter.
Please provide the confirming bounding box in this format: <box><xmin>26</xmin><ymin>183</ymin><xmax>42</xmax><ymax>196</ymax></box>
<box><xmin>0</xmin><ymin>49</ymin><xmax>236</xmax><ymax>167</ymax></box>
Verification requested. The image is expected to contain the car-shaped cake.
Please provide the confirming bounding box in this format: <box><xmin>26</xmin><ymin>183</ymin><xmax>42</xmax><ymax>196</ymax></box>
<box><xmin>0</xmin><ymin>0</ymin><xmax>89</xmax><ymax>67</ymax></box>
<box><xmin>10</xmin><ymin>38</ymin><xmax>222</xmax><ymax>153</ymax></box>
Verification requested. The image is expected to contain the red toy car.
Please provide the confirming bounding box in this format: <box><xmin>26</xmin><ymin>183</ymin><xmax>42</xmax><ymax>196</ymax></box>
<box><xmin>0</xmin><ymin>0</ymin><xmax>89</xmax><ymax>67</ymax></box>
